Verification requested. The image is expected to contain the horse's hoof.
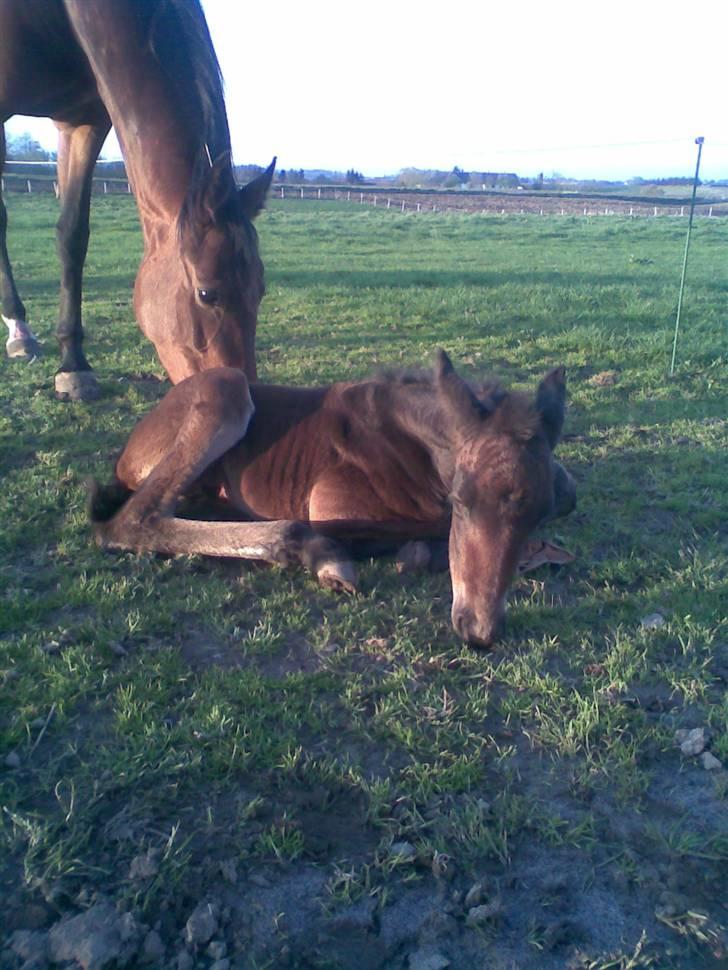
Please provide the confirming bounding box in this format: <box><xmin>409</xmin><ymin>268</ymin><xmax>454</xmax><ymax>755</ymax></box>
<box><xmin>4</xmin><ymin>317</ymin><xmax>41</xmax><ymax>360</ymax></box>
<box><xmin>316</xmin><ymin>559</ymin><xmax>358</xmax><ymax>595</ymax></box>
<box><xmin>55</xmin><ymin>370</ymin><xmax>101</xmax><ymax>402</ymax></box>
<box><xmin>6</xmin><ymin>336</ymin><xmax>42</xmax><ymax>360</ymax></box>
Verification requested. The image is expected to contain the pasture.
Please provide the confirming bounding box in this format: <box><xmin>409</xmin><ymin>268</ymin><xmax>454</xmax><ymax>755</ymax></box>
<box><xmin>1</xmin><ymin>195</ymin><xmax>726</xmax><ymax>969</ymax></box>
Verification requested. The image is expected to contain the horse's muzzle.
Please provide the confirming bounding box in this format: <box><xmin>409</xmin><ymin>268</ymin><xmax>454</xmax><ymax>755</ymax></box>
<box><xmin>452</xmin><ymin>605</ymin><xmax>506</xmax><ymax>650</ymax></box>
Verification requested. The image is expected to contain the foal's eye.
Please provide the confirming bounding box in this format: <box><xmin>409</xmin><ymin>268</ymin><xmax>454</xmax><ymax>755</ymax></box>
<box><xmin>198</xmin><ymin>288</ymin><xmax>219</xmax><ymax>306</ymax></box>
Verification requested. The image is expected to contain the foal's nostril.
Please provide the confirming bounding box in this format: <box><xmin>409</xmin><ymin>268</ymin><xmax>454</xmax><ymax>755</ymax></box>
<box><xmin>452</xmin><ymin>607</ymin><xmax>473</xmax><ymax>641</ymax></box>
<box><xmin>452</xmin><ymin>607</ymin><xmax>505</xmax><ymax>649</ymax></box>
<box><xmin>453</xmin><ymin>612</ymin><xmax>506</xmax><ymax>650</ymax></box>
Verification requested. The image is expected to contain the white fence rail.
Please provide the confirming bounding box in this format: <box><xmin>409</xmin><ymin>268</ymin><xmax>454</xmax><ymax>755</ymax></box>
<box><xmin>2</xmin><ymin>173</ymin><xmax>725</xmax><ymax>218</ymax></box>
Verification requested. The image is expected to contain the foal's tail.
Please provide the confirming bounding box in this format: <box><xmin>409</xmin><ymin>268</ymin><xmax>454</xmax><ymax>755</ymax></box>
<box><xmin>87</xmin><ymin>478</ymin><xmax>133</xmax><ymax>524</ymax></box>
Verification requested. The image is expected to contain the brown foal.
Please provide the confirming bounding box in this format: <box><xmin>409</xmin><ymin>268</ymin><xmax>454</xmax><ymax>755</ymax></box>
<box><xmin>91</xmin><ymin>352</ymin><xmax>576</xmax><ymax>648</ymax></box>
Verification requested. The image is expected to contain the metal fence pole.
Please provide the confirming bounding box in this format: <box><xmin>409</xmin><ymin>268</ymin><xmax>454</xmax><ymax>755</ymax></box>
<box><xmin>670</xmin><ymin>137</ymin><xmax>704</xmax><ymax>376</ymax></box>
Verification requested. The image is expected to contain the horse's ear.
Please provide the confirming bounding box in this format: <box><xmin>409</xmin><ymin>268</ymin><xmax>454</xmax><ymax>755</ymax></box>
<box><xmin>434</xmin><ymin>350</ymin><xmax>483</xmax><ymax>435</ymax></box>
<box><xmin>536</xmin><ymin>366</ymin><xmax>566</xmax><ymax>447</ymax></box>
<box><xmin>197</xmin><ymin>151</ymin><xmax>237</xmax><ymax>223</ymax></box>
<box><xmin>239</xmin><ymin>157</ymin><xmax>276</xmax><ymax>220</ymax></box>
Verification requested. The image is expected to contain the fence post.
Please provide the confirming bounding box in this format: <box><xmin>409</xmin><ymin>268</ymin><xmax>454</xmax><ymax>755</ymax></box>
<box><xmin>103</xmin><ymin>181</ymin><xmax>108</xmax><ymax>194</ymax></box>
<box><xmin>53</xmin><ymin>181</ymin><xmax>59</xmax><ymax>198</ymax></box>
<box><xmin>127</xmin><ymin>182</ymin><xmax>131</xmax><ymax>193</ymax></box>
<box><xmin>709</xmin><ymin>206</ymin><xmax>713</xmax><ymax>217</ymax></box>
<box><xmin>401</xmin><ymin>200</ymin><xmax>405</xmax><ymax>212</ymax></box>
<box><xmin>27</xmin><ymin>180</ymin><xmax>32</xmax><ymax>193</ymax></box>
<box><xmin>654</xmin><ymin>206</ymin><xmax>658</xmax><ymax>216</ymax></box>
<box><xmin>671</xmin><ymin>136</ymin><xmax>705</xmax><ymax>375</ymax></box>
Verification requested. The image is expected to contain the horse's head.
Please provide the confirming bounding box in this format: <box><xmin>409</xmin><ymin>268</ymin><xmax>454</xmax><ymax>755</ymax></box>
<box><xmin>435</xmin><ymin>351</ymin><xmax>576</xmax><ymax>648</ymax></box>
<box><xmin>134</xmin><ymin>156</ymin><xmax>275</xmax><ymax>383</ymax></box>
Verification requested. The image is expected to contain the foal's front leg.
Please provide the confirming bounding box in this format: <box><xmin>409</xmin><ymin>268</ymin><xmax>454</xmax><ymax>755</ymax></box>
<box><xmin>395</xmin><ymin>539</ymin><xmax>449</xmax><ymax>574</ymax></box>
<box><xmin>92</xmin><ymin>369</ymin><xmax>357</xmax><ymax>592</ymax></box>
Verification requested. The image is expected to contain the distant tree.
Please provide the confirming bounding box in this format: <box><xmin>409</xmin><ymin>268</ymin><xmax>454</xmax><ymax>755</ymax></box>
<box><xmin>397</xmin><ymin>167</ymin><xmax>426</xmax><ymax>188</ymax></box>
<box><xmin>233</xmin><ymin>163</ymin><xmax>263</xmax><ymax>183</ymax></box>
<box><xmin>346</xmin><ymin>169</ymin><xmax>364</xmax><ymax>184</ymax></box>
<box><xmin>6</xmin><ymin>131</ymin><xmax>55</xmax><ymax>161</ymax></box>
<box><xmin>443</xmin><ymin>167</ymin><xmax>468</xmax><ymax>189</ymax></box>
<box><xmin>452</xmin><ymin>166</ymin><xmax>469</xmax><ymax>186</ymax></box>
<box><xmin>532</xmin><ymin>172</ymin><xmax>544</xmax><ymax>190</ymax></box>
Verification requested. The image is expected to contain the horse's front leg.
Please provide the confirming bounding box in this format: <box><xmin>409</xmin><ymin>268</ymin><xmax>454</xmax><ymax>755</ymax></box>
<box><xmin>0</xmin><ymin>125</ymin><xmax>41</xmax><ymax>360</ymax></box>
<box><xmin>53</xmin><ymin>117</ymin><xmax>111</xmax><ymax>401</ymax></box>
<box><xmin>91</xmin><ymin>369</ymin><xmax>357</xmax><ymax>592</ymax></box>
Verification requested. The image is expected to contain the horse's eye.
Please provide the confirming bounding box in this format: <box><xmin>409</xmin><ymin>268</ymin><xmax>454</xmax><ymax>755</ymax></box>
<box><xmin>198</xmin><ymin>288</ymin><xmax>219</xmax><ymax>306</ymax></box>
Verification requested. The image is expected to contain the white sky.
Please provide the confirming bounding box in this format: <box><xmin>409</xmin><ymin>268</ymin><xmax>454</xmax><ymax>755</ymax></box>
<box><xmin>6</xmin><ymin>0</ymin><xmax>728</xmax><ymax>180</ymax></box>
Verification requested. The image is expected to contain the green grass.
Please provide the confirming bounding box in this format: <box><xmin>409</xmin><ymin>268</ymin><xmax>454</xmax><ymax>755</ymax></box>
<box><xmin>0</xmin><ymin>195</ymin><xmax>726</xmax><ymax>967</ymax></box>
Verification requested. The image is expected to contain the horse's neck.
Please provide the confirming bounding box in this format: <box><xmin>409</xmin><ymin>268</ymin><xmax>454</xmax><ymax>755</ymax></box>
<box><xmin>65</xmin><ymin>0</ymin><xmax>224</xmax><ymax>229</ymax></box>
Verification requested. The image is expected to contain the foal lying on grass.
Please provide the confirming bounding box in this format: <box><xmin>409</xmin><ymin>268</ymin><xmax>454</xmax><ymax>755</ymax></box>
<box><xmin>90</xmin><ymin>351</ymin><xmax>576</xmax><ymax>648</ymax></box>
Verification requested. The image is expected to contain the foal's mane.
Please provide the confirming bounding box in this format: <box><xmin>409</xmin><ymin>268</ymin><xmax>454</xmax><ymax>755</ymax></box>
<box><xmin>378</xmin><ymin>366</ymin><xmax>541</xmax><ymax>441</ymax></box>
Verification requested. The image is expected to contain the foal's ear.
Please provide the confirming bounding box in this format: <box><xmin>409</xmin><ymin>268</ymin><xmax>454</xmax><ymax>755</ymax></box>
<box><xmin>434</xmin><ymin>349</ymin><xmax>485</xmax><ymax>434</ymax></box>
<box><xmin>536</xmin><ymin>366</ymin><xmax>566</xmax><ymax>447</ymax></box>
<box><xmin>239</xmin><ymin>157</ymin><xmax>277</xmax><ymax>220</ymax></box>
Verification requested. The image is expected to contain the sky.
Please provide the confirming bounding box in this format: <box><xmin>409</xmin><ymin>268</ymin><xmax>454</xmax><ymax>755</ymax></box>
<box><xmin>6</xmin><ymin>0</ymin><xmax>728</xmax><ymax>181</ymax></box>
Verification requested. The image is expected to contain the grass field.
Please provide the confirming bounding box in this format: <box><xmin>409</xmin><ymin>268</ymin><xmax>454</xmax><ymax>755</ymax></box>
<box><xmin>1</xmin><ymin>195</ymin><xmax>726</xmax><ymax>969</ymax></box>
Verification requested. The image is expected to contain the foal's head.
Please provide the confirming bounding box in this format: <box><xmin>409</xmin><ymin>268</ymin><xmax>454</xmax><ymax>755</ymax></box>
<box><xmin>135</xmin><ymin>156</ymin><xmax>275</xmax><ymax>383</ymax></box>
<box><xmin>434</xmin><ymin>352</ymin><xmax>576</xmax><ymax>648</ymax></box>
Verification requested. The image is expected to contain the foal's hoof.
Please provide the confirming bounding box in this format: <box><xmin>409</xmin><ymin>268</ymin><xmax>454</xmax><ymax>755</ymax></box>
<box><xmin>316</xmin><ymin>559</ymin><xmax>358</xmax><ymax>595</ymax></box>
<box><xmin>395</xmin><ymin>540</ymin><xmax>432</xmax><ymax>574</ymax></box>
<box><xmin>55</xmin><ymin>370</ymin><xmax>101</xmax><ymax>402</ymax></box>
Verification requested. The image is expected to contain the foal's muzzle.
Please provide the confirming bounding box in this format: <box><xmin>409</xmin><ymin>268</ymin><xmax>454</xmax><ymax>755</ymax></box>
<box><xmin>452</xmin><ymin>605</ymin><xmax>506</xmax><ymax>650</ymax></box>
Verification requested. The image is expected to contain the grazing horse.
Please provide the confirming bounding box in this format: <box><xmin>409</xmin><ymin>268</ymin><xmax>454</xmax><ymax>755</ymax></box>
<box><xmin>0</xmin><ymin>0</ymin><xmax>273</xmax><ymax>399</ymax></box>
<box><xmin>90</xmin><ymin>352</ymin><xmax>577</xmax><ymax>648</ymax></box>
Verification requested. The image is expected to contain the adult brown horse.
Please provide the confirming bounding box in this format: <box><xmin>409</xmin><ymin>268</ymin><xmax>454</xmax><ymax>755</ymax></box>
<box><xmin>0</xmin><ymin>0</ymin><xmax>274</xmax><ymax>399</ymax></box>
<box><xmin>90</xmin><ymin>352</ymin><xmax>577</xmax><ymax>648</ymax></box>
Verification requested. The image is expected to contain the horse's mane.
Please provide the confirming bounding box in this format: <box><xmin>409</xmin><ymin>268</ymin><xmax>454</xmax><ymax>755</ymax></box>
<box><xmin>146</xmin><ymin>0</ymin><xmax>249</xmax><ymax>242</ymax></box>
<box><xmin>149</xmin><ymin>0</ymin><xmax>230</xmax><ymax>155</ymax></box>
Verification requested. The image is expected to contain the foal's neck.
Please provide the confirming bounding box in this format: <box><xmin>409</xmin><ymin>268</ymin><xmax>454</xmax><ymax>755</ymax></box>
<box><xmin>375</xmin><ymin>379</ymin><xmax>457</xmax><ymax>492</ymax></box>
